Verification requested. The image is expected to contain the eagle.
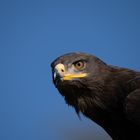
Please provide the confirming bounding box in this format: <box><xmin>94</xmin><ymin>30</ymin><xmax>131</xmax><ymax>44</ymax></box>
<box><xmin>51</xmin><ymin>52</ymin><xmax>140</xmax><ymax>140</ymax></box>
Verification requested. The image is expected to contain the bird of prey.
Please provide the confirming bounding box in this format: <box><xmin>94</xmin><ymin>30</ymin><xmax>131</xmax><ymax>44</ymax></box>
<box><xmin>51</xmin><ymin>52</ymin><xmax>140</xmax><ymax>140</ymax></box>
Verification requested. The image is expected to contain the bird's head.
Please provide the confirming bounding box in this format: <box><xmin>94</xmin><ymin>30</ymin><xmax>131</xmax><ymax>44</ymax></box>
<box><xmin>51</xmin><ymin>52</ymin><xmax>111</xmax><ymax>112</ymax></box>
<box><xmin>51</xmin><ymin>52</ymin><xmax>108</xmax><ymax>89</ymax></box>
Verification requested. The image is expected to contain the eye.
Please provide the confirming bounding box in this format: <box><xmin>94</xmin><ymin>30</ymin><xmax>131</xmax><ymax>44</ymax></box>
<box><xmin>73</xmin><ymin>60</ymin><xmax>86</xmax><ymax>70</ymax></box>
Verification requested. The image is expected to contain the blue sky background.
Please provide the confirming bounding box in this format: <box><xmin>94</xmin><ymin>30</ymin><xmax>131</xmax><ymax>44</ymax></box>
<box><xmin>0</xmin><ymin>0</ymin><xmax>140</xmax><ymax>140</ymax></box>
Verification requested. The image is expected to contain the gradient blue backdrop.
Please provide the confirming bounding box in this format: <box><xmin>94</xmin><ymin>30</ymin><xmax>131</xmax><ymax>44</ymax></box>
<box><xmin>0</xmin><ymin>0</ymin><xmax>140</xmax><ymax>140</ymax></box>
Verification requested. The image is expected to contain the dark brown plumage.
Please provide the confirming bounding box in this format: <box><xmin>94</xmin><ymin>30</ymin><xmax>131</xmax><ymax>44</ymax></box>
<box><xmin>51</xmin><ymin>52</ymin><xmax>140</xmax><ymax>140</ymax></box>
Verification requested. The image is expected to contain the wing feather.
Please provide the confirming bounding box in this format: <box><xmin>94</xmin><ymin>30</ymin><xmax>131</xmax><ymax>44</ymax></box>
<box><xmin>125</xmin><ymin>89</ymin><xmax>140</xmax><ymax>125</ymax></box>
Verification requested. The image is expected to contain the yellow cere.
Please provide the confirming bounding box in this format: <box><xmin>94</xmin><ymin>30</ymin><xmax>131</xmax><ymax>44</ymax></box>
<box><xmin>55</xmin><ymin>63</ymin><xmax>88</xmax><ymax>80</ymax></box>
<box><xmin>63</xmin><ymin>73</ymin><xmax>88</xmax><ymax>80</ymax></box>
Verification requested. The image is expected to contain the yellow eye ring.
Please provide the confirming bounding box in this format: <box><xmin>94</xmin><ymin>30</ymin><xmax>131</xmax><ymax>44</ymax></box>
<box><xmin>73</xmin><ymin>61</ymin><xmax>86</xmax><ymax>70</ymax></box>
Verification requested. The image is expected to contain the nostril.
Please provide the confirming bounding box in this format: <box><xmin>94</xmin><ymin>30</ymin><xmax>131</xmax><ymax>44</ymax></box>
<box><xmin>61</xmin><ymin>69</ymin><xmax>64</xmax><ymax>72</ymax></box>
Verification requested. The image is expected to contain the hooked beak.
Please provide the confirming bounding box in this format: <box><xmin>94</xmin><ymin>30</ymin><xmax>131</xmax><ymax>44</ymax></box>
<box><xmin>53</xmin><ymin>63</ymin><xmax>88</xmax><ymax>85</ymax></box>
